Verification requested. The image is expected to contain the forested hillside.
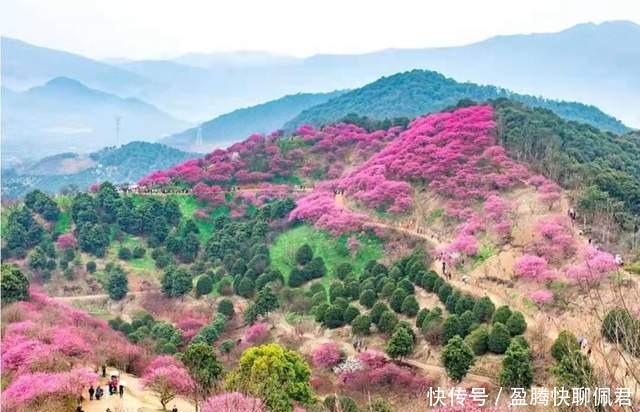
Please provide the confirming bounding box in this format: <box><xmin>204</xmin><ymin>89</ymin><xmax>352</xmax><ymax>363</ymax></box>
<box><xmin>2</xmin><ymin>102</ymin><xmax>638</xmax><ymax>412</ymax></box>
<box><xmin>163</xmin><ymin>91</ymin><xmax>345</xmax><ymax>152</ymax></box>
<box><xmin>493</xmin><ymin>99</ymin><xmax>640</xmax><ymax>227</ymax></box>
<box><xmin>286</xmin><ymin>70</ymin><xmax>628</xmax><ymax>134</ymax></box>
<box><xmin>2</xmin><ymin>142</ymin><xmax>195</xmax><ymax>198</ymax></box>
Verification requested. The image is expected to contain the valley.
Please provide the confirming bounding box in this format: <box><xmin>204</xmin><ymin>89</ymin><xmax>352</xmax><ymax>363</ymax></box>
<box><xmin>2</xmin><ymin>100</ymin><xmax>639</xmax><ymax>411</ymax></box>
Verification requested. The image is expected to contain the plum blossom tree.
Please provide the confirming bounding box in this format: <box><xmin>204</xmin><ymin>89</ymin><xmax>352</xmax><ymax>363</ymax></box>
<box><xmin>202</xmin><ymin>392</ymin><xmax>268</xmax><ymax>412</ymax></box>
<box><xmin>142</xmin><ymin>356</ymin><xmax>195</xmax><ymax>410</ymax></box>
<box><xmin>311</xmin><ymin>343</ymin><xmax>343</xmax><ymax>369</ymax></box>
<box><xmin>1</xmin><ymin>368</ymin><xmax>98</xmax><ymax>412</ymax></box>
<box><xmin>530</xmin><ymin>289</ymin><xmax>554</xmax><ymax>306</ymax></box>
<box><xmin>55</xmin><ymin>233</ymin><xmax>77</xmax><ymax>250</ymax></box>
<box><xmin>513</xmin><ymin>255</ymin><xmax>554</xmax><ymax>282</ymax></box>
<box><xmin>242</xmin><ymin>322</ymin><xmax>270</xmax><ymax>347</ymax></box>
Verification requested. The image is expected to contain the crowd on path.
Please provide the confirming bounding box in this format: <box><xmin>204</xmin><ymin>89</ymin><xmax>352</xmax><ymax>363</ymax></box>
<box><xmin>116</xmin><ymin>183</ymin><xmax>313</xmax><ymax>195</ymax></box>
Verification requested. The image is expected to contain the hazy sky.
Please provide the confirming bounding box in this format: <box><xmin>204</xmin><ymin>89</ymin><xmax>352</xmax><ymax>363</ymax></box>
<box><xmin>2</xmin><ymin>0</ymin><xmax>639</xmax><ymax>59</ymax></box>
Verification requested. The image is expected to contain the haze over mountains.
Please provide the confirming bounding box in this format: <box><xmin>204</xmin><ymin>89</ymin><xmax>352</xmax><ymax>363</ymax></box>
<box><xmin>1</xmin><ymin>77</ymin><xmax>188</xmax><ymax>163</ymax></box>
<box><xmin>2</xmin><ymin>20</ymin><xmax>638</xmax><ymax>196</ymax></box>
<box><xmin>3</xmin><ymin>20</ymin><xmax>638</xmax><ymax>127</ymax></box>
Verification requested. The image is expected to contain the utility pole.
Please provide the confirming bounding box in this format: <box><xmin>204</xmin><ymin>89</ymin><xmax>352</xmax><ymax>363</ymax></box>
<box><xmin>196</xmin><ymin>125</ymin><xmax>203</xmax><ymax>148</ymax></box>
<box><xmin>115</xmin><ymin>115</ymin><xmax>121</xmax><ymax>147</ymax></box>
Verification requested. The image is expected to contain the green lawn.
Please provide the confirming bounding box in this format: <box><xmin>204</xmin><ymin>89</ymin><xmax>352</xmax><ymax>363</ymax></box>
<box><xmin>53</xmin><ymin>196</ymin><xmax>73</xmax><ymax>234</ymax></box>
<box><xmin>269</xmin><ymin>224</ymin><xmax>383</xmax><ymax>284</ymax></box>
<box><xmin>130</xmin><ymin>194</ymin><xmax>229</xmax><ymax>242</ymax></box>
<box><xmin>107</xmin><ymin>234</ymin><xmax>156</xmax><ymax>273</ymax></box>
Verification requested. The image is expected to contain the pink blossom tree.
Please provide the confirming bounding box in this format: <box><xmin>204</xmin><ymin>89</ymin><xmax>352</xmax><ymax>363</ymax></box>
<box><xmin>529</xmin><ymin>289</ymin><xmax>554</xmax><ymax>306</ymax></box>
<box><xmin>202</xmin><ymin>392</ymin><xmax>268</xmax><ymax>412</ymax></box>
<box><xmin>1</xmin><ymin>368</ymin><xmax>97</xmax><ymax>412</ymax></box>
<box><xmin>242</xmin><ymin>322</ymin><xmax>270</xmax><ymax>347</ymax></box>
<box><xmin>311</xmin><ymin>343</ymin><xmax>343</xmax><ymax>369</ymax></box>
<box><xmin>142</xmin><ymin>356</ymin><xmax>195</xmax><ymax>410</ymax></box>
<box><xmin>513</xmin><ymin>255</ymin><xmax>553</xmax><ymax>282</ymax></box>
<box><xmin>55</xmin><ymin>233</ymin><xmax>77</xmax><ymax>250</ymax></box>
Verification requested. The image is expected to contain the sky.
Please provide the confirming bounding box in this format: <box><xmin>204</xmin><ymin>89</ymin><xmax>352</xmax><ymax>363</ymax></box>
<box><xmin>1</xmin><ymin>0</ymin><xmax>639</xmax><ymax>60</ymax></box>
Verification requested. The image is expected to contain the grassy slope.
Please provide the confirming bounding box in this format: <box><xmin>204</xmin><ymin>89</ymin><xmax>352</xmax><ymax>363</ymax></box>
<box><xmin>270</xmin><ymin>224</ymin><xmax>383</xmax><ymax>284</ymax></box>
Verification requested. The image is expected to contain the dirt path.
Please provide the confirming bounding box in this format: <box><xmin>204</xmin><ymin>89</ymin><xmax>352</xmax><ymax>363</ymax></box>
<box><xmin>53</xmin><ymin>290</ymin><xmax>158</xmax><ymax>302</ymax></box>
<box><xmin>83</xmin><ymin>372</ymin><xmax>194</xmax><ymax>412</ymax></box>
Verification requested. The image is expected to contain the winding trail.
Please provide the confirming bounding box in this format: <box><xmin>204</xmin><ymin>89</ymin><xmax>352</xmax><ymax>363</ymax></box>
<box><xmin>53</xmin><ymin>290</ymin><xmax>159</xmax><ymax>302</ymax></box>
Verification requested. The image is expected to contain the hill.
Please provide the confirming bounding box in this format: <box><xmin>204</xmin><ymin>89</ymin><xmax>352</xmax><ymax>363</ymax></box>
<box><xmin>2</xmin><ymin>102</ymin><xmax>639</xmax><ymax>411</ymax></box>
<box><xmin>162</xmin><ymin>91</ymin><xmax>346</xmax><ymax>152</ymax></box>
<box><xmin>1</xmin><ymin>77</ymin><xmax>189</xmax><ymax>163</ymax></box>
<box><xmin>285</xmin><ymin>70</ymin><xmax>629</xmax><ymax>134</ymax></box>
<box><xmin>5</xmin><ymin>21</ymin><xmax>639</xmax><ymax>126</ymax></box>
<box><xmin>1</xmin><ymin>36</ymin><xmax>145</xmax><ymax>94</ymax></box>
<box><xmin>1</xmin><ymin>141</ymin><xmax>195</xmax><ymax>198</ymax></box>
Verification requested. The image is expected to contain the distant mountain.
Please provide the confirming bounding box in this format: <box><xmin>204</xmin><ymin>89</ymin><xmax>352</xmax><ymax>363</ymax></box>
<box><xmin>1</xmin><ymin>141</ymin><xmax>196</xmax><ymax>198</ymax></box>
<box><xmin>285</xmin><ymin>70</ymin><xmax>629</xmax><ymax>134</ymax></box>
<box><xmin>172</xmin><ymin>51</ymin><xmax>297</xmax><ymax>69</ymax></box>
<box><xmin>1</xmin><ymin>37</ymin><xmax>145</xmax><ymax>94</ymax></box>
<box><xmin>162</xmin><ymin>91</ymin><xmax>346</xmax><ymax>152</ymax></box>
<box><xmin>1</xmin><ymin>77</ymin><xmax>189</xmax><ymax>163</ymax></box>
<box><xmin>6</xmin><ymin>21</ymin><xmax>638</xmax><ymax>127</ymax></box>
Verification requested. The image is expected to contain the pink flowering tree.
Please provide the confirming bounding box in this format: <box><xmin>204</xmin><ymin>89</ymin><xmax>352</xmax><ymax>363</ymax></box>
<box><xmin>311</xmin><ymin>343</ymin><xmax>343</xmax><ymax>369</ymax></box>
<box><xmin>513</xmin><ymin>255</ymin><xmax>554</xmax><ymax>282</ymax></box>
<box><xmin>566</xmin><ymin>247</ymin><xmax>618</xmax><ymax>284</ymax></box>
<box><xmin>1</xmin><ymin>368</ymin><xmax>97</xmax><ymax>412</ymax></box>
<box><xmin>242</xmin><ymin>322</ymin><xmax>270</xmax><ymax>347</ymax></box>
<box><xmin>56</xmin><ymin>233</ymin><xmax>77</xmax><ymax>250</ymax></box>
<box><xmin>142</xmin><ymin>356</ymin><xmax>195</xmax><ymax>410</ymax></box>
<box><xmin>202</xmin><ymin>392</ymin><xmax>268</xmax><ymax>412</ymax></box>
<box><xmin>530</xmin><ymin>289</ymin><xmax>554</xmax><ymax>306</ymax></box>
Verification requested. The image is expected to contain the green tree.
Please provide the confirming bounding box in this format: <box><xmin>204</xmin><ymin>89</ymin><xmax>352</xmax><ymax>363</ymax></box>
<box><xmin>217</xmin><ymin>298</ymin><xmax>235</xmax><ymax>319</ymax></box>
<box><xmin>443</xmin><ymin>315</ymin><xmax>463</xmax><ymax>343</ymax></box>
<box><xmin>552</xmin><ymin>351</ymin><xmax>596</xmax><ymax>389</ymax></box>
<box><xmin>499</xmin><ymin>340</ymin><xmax>534</xmax><ymax>388</ymax></box>
<box><xmin>85</xmin><ymin>261</ymin><xmax>97</xmax><ymax>273</ymax></box>
<box><xmin>359</xmin><ymin>289</ymin><xmax>377</xmax><ymax>308</ymax></box>
<box><xmin>551</xmin><ymin>331</ymin><xmax>580</xmax><ymax>363</ymax></box>
<box><xmin>255</xmin><ymin>286</ymin><xmax>279</xmax><ymax>319</ymax></box>
<box><xmin>304</xmin><ymin>257</ymin><xmax>326</xmax><ymax>280</ymax></box>
<box><xmin>219</xmin><ymin>339</ymin><xmax>235</xmax><ymax>357</ymax></box>
<box><xmin>162</xmin><ymin>266</ymin><xmax>193</xmax><ymax>297</ymax></box>
<box><xmin>472</xmin><ymin>296</ymin><xmax>495</xmax><ymax>322</ymax></box>
<box><xmin>132</xmin><ymin>246</ymin><xmax>146</xmax><ymax>259</ymax></box>
<box><xmin>118</xmin><ymin>246</ymin><xmax>132</xmax><ymax>260</ymax></box>
<box><xmin>491</xmin><ymin>305</ymin><xmax>512</xmax><ymax>325</ymax></box>
<box><xmin>182</xmin><ymin>342</ymin><xmax>224</xmax><ymax>411</ymax></box>
<box><xmin>323</xmin><ymin>305</ymin><xmax>345</xmax><ymax>329</ymax></box>
<box><xmin>465</xmin><ymin>326</ymin><xmax>489</xmax><ymax>355</ymax></box>
<box><xmin>488</xmin><ymin>322</ymin><xmax>511</xmax><ymax>354</ymax></box>
<box><xmin>225</xmin><ymin>344</ymin><xmax>314</xmax><ymax>412</ymax></box>
<box><xmin>506</xmin><ymin>311</ymin><xmax>527</xmax><ymax>336</ymax></box>
<box><xmin>106</xmin><ymin>266</ymin><xmax>128</xmax><ymax>300</ymax></box>
<box><xmin>370</xmin><ymin>301</ymin><xmax>389</xmax><ymax>324</ymax></box>
<box><xmin>442</xmin><ymin>335</ymin><xmax>475</xmax><ymax>383</ymax></box>
<box><xmin>343</xmin><ymin>305</ymin><xmax>360</xmax><ymax>324</ymax></box>
<box><xmin>389</xmin><ymin>288</ymin><xmax>408</xmax><ymax>313</ymax></box>
<box><xmin>351</xmin><ymin>314</ymin><xmax>372</xmax><ymax>335</ymax></box>
<box><xmin>335</xmin><ymin>262</ymin><xmax>353</xmax><ymax>280</ymax></box>
<box><xmin>295</xmin><ymin>244</ymin><xmax>313</xmax><ymax>265</ymax></box>
<box><xmin>386</xmin><ymin>326</ymin><xmax>415</xmax><ymax>359</ymax></box>
<box><xmin>289</xmin><ymin>267</ymin><xmax>306</xmax><ymax>287</ymax></box>
<box><xmin>1</xmin><ymin>264</ymin><xmax>29</xmax><ymax>304</ymax></box>
<box><xmin>237</xmin><ymin>277</ymin><xmax>255</xmax><ymax>298</ymax></box>
<box><xmin>195</xmin><ymin>275</ymin><xmax>213</xmax><ymax>297</ymax></box>
<box><xmin>401</xmin><ymin>295</ymin><xmax>420</xmax><ymax>317</ymax></box>
<box><xmin>377</xmin><ymin>311</ymin><xmax>399</xmax><ymax>335</ymax></box>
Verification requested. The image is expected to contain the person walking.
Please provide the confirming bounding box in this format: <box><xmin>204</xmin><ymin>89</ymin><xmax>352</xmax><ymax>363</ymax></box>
<box><xmin>119</xmin><ymin>383</ymin><xmax>124</xmax><ymax>398</ymax></box>
<box><xmin>101</xmin><ymin>365</ymin><xmax>106</xmax><ymax>378</ymax></box>
<box><xmin>88</xmin><ymin>385</ymin><xmax>95</xmax><ymax>401</ymax></box>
